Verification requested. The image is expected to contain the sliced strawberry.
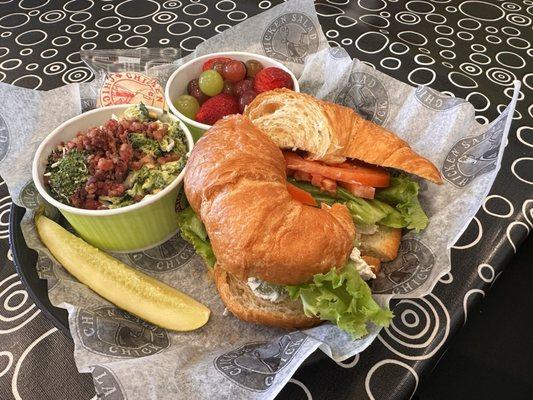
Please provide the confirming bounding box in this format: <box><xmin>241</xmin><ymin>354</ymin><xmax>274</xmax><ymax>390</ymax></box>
<box><xmin>253</xmin><ymin>67</ymin><xmax>294</xmax><ymax>93</ymax></box>
<box><xmin>195</xmin><ymin>93</ymin><xmax>239</xmax><ymax>125</ymax></box>
<box><xmin>202</xmin><ymin>57</ymin><xmax>233</xmax><ymax>71</ymax></box>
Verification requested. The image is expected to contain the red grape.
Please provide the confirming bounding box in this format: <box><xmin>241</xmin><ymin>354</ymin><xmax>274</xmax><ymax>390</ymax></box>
<box><xmin>211</xmin><ymin>61</ymin><xmax>226</xmax><ymax>75</ymax></box>
<box><xmin>187</xmin><ymin>78</ymin><xmax>209</xmax><ymax>104</ymax></box>
<box><xmin>222</xmin><ymin>60</ymin><xmax>246</xmax><ymax>83</ymax></box>
<box><xmin>234</xmin><ymin>79</ymin><xmax>254</xmax><ymax>97</ymax></box>
<box><xmin>222</xmin><ymin>81</ymin><xmax>235</xmax><ymax>96</ymax></box>
<box><xmin>245</xmin><ymin>59</ymin><xmax>263</xmax><ymax>78</ymax></box>
<box><xmin>238</xmin><ymin>90</ymin><xmax>257</xmax><ymax>113</ymax></box>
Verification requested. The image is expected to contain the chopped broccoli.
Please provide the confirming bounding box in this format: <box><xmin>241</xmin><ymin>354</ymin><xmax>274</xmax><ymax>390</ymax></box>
<box><xmin>129</xmin><ymin>133</ymin><xmax>161</xmax><ymax>157</ymax></box>
<box><xmin>166</xmin><ymin>121</ymin><xmax>187</xmax><ymax>156</ymax></box>
<box><xmin>99</xmin><ymin>195</ymin><xmax>135</xmax><ymax>209</ymax></box>
<box><xmin>123</xmin><ymin>102</ymin><xmax>149</xmax><ymax>121</ymax></box>
<box><xmin>123</xmin><ymin>169</ymin><xmax>140</xmax><ymax>189</ymax></box>
<box><xmin>141</xmin><ymin>170</ymin><xmax>168</xmax><ymax>192</ymax></box>
<box><xmin>46</xmin><ymin>150</ymin><xmax>88</xmax><ymax>204</ymax></box>
<box><xmin>126</xmin><ymin>182</ymin><xmax>144</xmax><ymax>198</ymax></box>
<box><xmin>160</xmin><ymin>160</ymin><xmax>184</xmax><ymax>175</ymax></box>
<box><xmin>125</xmin><ymin>163</ymin><xmax>182</xmax><ymax>198</ymax></box>
<box><xmin>167</xmin><ymin>120</ymin><xmax>184</xmax><ymax>138</ymax></box>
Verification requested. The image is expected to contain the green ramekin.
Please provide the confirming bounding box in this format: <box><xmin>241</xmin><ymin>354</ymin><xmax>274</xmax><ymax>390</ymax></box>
<box><xmin>32</xmin><ymin>105</ymin><xmax>194</xmax><ymax>253</ymax></box>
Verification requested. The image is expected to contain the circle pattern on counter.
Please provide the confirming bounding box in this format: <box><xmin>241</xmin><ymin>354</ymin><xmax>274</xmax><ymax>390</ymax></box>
<box><xmin>0</xmin><ymin>2</ymin><xmax>531</xmax><ymax>400</ymax></box>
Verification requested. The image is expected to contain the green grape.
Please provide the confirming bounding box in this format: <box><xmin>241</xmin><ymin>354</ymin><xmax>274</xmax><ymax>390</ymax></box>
<box><xmin>198</xmin><ymin>70</ymin><xmax>224</xmax><ymax>96</ymax></box>
<box><xmin>174</xmin><ymin>95</ymin><xmax>200</xmax><ymax>119</ymax></box>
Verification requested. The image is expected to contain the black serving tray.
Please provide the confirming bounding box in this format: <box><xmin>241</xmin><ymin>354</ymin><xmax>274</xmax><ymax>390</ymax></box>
<box><xmin>9</xmin><ymin>204</ymin><xmax>71</xmax><ymax>337</ymax></box>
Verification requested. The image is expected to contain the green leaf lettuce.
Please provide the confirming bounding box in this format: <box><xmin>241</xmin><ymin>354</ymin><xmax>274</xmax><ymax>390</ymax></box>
<box><xmin>177</xmin><ymin>207</ymin><xmax>216</xmax><ymax>268</ymax></box>
<box><xmin>286</xmin><ymin>261</ymin><xmax>393</xmax><ymax>339</ymax></box>
<box><xmin>375</xmin><ymin>175</ymin><xmax>429</xmax><ymax>232</ymax></box>
<box><xmin>288</xmin><ymin>175</ymin><xmax>429</xmax><ymax>232</ymax></box>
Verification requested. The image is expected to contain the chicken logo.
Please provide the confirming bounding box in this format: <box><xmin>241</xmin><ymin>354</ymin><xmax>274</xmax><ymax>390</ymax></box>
<box><xmin>76</xmin><ymin>307</ymin><xmax>170</xmax><ymax>358</ymax></box>
<box><xmin>372</xmin><ymin>238</ymin><xmax>435</xmax><ymax>295</ymax></box>
<box><xmin>35</xmin><ymin>253</ymin><xmax>60</xmax><ymax>291</ymax></box>
<box><xmin>335</xmin><ymin>72</ymin><xmax>390</xmax><ymax>126</ymax></box>
<box><xmin>19</xmin><ymin>180</ymin><xmax>40</xmax><ymax>209</ymax></box>
<box><xmin>415</xmin><ymin>86</ymin><xmax>467</xmax><ymax>111</ymax></box>
<box><xmin>91</xmin><ymin>366</ymin><xmax>125</xmax><ymax>400</ymax></box>
<box><xmin>262</xmin><ymin>13</ymin><xmax>319</xmax><ymax>64</ymax></box>
<box><xmin>215</xmin><ymin>332</ymin><xmax>307</xmax><ymax>391</ymax></box>
<box><xmin>0</xmin><ymin>114</ymin><xmax>10</xmax><ymax>162</ymax></box>
<box><xmin>442</xmin><ymin>113</ymin><xmax>506</xmax><ymax>188</ymax></box>
<box><xmin>98</xmin><ymin>72</ymin><xmax>164</xmax><ymax>108</ymax></box>
<box><xmin>127</xmin><ymin>235</ymin><xmax>195</xmax><ymax>272</ymax></box>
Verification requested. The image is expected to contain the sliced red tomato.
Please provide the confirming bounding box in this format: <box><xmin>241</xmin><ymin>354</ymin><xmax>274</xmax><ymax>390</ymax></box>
<box><xmin>339</xmin><ymin>181</ymin><xmax>375</xmax><ymax>199</ymax></box>
<box><xmin>310</xmin><ymin>174</ymin><xmax>337</xmax><ymax>193</ymax></box>
<box><xmin>286</xmin><ymin>182</ymin><xmax>317</xmax><ymax>207</ymax></box>
<box><xmin>283</xmin><ymin>152</ymin><xmax>390</xmax><ymax>187</ymax></box>
<box><xmin>293</xmin><ymin>170</ymin><xmax>311</xmax><ymax>182</ymax></box>
<box><xmin>202</xmin><ymin>57</ymin><xmax>233</xmax><ymax>71</ymax></box>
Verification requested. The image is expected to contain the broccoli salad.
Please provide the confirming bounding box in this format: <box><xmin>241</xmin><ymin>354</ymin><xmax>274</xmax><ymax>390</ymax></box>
<box><xmin>44</xmin><ymin>103</ymin><xmax>188</xmax><ymax>210</ymax></box>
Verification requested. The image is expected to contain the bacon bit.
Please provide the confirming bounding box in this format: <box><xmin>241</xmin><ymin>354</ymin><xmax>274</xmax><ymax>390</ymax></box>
<box><xmin>97</xmin><ymin>157</ymin><xmax>114</xmax><ymax>172</ymax></box>
<box><xmin>157</xmin><ymin>153</ymin><xmax>180</xmax><ymax>164</ymax></box>
<box><xmin>84</xmin><ymin>198</ymin><xmax>102</xmax><ymax>210</ymax></box>
<box><xmin>131</xmin><ymin>155</ymin><xmax>155</xmax><ymax>170</ymax></box>
<box><xmin>152</xmin><ymin>125</ymin><xmax>168</xmax><ymax>141</ymax></box>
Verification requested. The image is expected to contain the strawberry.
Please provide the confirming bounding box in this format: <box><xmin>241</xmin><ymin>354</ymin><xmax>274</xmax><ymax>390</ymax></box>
<box><xmin>202</xmin><ymin>57</ymin><xmax>233</xmax><ymax>71</ymax></box>
<box><xmin>253</xmin><ymin>67</ymin><xmax>294</xmax><ymax>93</ymax></box>
<box><xmin>195</xmin><ymin>93</ymin><xmax>239</xmax><ymax>125</ymax></box>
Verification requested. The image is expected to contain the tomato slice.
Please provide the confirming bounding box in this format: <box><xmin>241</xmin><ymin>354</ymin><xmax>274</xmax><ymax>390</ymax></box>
<box><xmin>283</xmin><ymin>152</ymin><xmax>390</xmax><ymax>187</ymax></box>
<box><xmin>310</xmin><ymin>174</ymin><xmax>337</xmax><ymax>193</ymax></box>
<box><xmin>286</xmin><ymin>182</ymin><xmax>317</xmax><ymax>206</ymax></box>
<box><xmin>339</xmin><ymin>181</ymin><xmax>375</xmax><ymax>199</ymax></box>
<box><xmin>293</xmin><ymin>170</ymin><xmax>311</xmax><ymax>182</ymax></box>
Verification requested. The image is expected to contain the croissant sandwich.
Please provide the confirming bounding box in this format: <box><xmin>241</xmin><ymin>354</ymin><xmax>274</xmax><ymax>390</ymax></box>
<box><xmin>178</xmin><ymin>92</ymin><xmax>441</xmax><ymax>338</ymax></box>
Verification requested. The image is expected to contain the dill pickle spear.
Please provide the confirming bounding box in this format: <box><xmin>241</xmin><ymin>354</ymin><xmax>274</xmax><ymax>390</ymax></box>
<box><xmin>36</xmin><ymin>215</ymin><xmax>210</xmax><ymax>331</ymax></box>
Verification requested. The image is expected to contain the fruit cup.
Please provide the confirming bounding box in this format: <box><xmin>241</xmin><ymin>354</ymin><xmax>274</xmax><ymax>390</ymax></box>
<box><xmin>165</xmin><ymin>52</ymin><xmax>299</xmax><ymax>141</ymax></box>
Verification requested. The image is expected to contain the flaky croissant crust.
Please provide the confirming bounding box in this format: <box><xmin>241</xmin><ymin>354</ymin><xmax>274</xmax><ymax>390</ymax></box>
<box><xmin>245</xmin><ymin>89</ymin><xmax>443</xmax><ymax>184</ymax></box>
<box><xmin>184</xmin><ymin>115</ymin><xmax>355</xmax><ymax>285</ymax></box>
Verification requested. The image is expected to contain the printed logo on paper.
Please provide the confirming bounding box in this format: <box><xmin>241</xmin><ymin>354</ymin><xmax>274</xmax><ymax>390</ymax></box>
<box><xmin>415</xmin><ymin>86</ymin><xmax>466</xmax><ymax>111</ymax></box>
<box><xmin>81</xmin><ymin>97</ymin><xmax>97</xmax><ymax>113</ymax></box>
<box><xmin>98</xmin><ymin>72</ymin><xmax>164</xmax><ymax>108</ymax></box>
<box><xmin>20</xmin><ymin>180</ymin><xmax>40</xmax><ymax>209</ymax></box>
<box><xmin>127</xmin><ymin>235</ymin><xmax>195</xmax><ymax>272</ymax></box>
<box><xmin>91</xmin><ymin>365</ymin><xmax>126</xmax><ymax>400</ymax></box>
<box><xmin>442</xmin><ymin>113</ymin><xmax>506</xmax><ymax>188</ymax></box>
<box><xmin>328</xmin><ymin>46</ymin><xmax>349</xmax><ymax>60</ymax></box>
<box><xmin>262</xmin><ymin>13</ymin><xmax>319</xmax><ymax>64</ymax></box>
<box><xmin>36</xmin><ymin>253</ymin><xmax>60</xmax><ymax>290</ymax></box>
<box><xmin>0</xmin><ymin>114</ymin><xmax>10</xmax><ymax>162</ymax></box>
<box><xmin>77</xmin><ymin>307</ymin><xmax>170</xmax><ymax>358</ymax></box>
<box><xmin>372</xmin><ymin>238</ymin><xmax>435</xmax><ymax>295</ymax></box>
<box><xmin>335</xmin><ymin>72</ymin><xmax>390</xmax><ymax>125</ymax></box>
<box><xmin>214</xmin><ymin>332</ymin><xmax>307</xmax><ymax>392</ymax></box>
